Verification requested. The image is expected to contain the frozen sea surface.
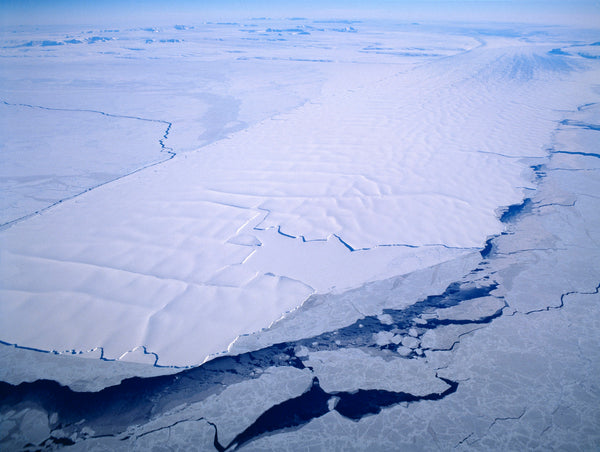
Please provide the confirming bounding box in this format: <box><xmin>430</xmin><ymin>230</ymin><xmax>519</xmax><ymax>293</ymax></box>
<box><xmin>1</xmin><ymin>18</ymin><xmax>599</xmax><ymax>450</ymax></box>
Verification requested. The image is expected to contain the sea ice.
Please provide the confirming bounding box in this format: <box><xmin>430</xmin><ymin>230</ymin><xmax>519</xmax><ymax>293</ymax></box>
<box><xmin>1</xmin><ymin>14</ymin><xmax>600</xmax><ymax>451</ymax></box>
<box><xmin>2</xmin><ymin>20</ymin><xmax>552</xmax><ymax>366</ymax></box>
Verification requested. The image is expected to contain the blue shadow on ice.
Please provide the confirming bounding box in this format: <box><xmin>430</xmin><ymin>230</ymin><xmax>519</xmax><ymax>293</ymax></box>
<box><xmin>0</xmin><ymin>275</ymin><xmax>502</xmax><ymax>450</ymax></box>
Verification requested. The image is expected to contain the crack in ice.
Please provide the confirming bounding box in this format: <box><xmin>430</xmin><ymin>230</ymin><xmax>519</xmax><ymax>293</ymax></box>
<box><xmin>0</xmin><ymin>100</ymin><xmax>175</xmax><ymax>230</ymax></box>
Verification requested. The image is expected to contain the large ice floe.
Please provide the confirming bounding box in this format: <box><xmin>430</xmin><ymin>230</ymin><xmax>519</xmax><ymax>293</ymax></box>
<box><xmin>1</xmin><ymin>17</ymin><xmax>599</xmax><ymax>451</ymax></box>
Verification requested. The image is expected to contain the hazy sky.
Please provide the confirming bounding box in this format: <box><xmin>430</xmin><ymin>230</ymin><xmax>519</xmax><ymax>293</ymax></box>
<box><xmin>1</xmin><ymin>0</ymin><xmax>600</xmax><ymax>27</ymax></box>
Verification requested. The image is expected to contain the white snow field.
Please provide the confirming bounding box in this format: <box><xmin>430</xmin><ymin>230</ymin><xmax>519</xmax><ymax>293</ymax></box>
<box><xmin>2</xmin><ymin>20</ymin><xmax>597</xmax><ymax>368</ymax></box>
<box><xmin>0</xmin><ymin>13</ymin><xmax>600</xmax><ymax>451</ymax></box>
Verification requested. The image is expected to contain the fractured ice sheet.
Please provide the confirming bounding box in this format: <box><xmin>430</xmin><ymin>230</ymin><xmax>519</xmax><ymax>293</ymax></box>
<box><xmin>1</xmin><ymin>14</ymin><xmax>599</xmax><ymax>451</ymax></box>
<box><xmin>3</xmin><ymin>20</ymin><xmax>598</xmax><ymax>367</ymax></box>
<box><xmin>0</xmin><ymin>19</ymin><xmax>600</xmax><ymax>452</ymax></box>
<box><xmin>1</xmin><ymin>110</ymin><xmax>600</xmax><ymax>449</ymax></box>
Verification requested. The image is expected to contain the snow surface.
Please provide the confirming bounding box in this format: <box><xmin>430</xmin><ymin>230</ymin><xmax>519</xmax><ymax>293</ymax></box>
<box><xmin>0</xmin><ymin>16</ymin><xmax>599</xmax><ymax>451</ymax></box>
<box><xmin>2</xmin><ymin>20</ymin><xmax>596</xmax><ymax>367</ymax></box>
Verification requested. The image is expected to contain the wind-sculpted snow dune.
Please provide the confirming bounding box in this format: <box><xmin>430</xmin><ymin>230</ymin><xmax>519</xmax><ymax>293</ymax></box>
<box><xmin>0</xmin><ymin>18</ymin><xmax>599</xmax><ymax>450</ymax></box>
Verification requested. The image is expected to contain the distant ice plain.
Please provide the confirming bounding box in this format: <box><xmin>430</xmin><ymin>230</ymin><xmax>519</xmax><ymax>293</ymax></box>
<box><xmin>0</xmin><ymin>19</ymin><xmax>598</xmax><ymax>369</ymax></box>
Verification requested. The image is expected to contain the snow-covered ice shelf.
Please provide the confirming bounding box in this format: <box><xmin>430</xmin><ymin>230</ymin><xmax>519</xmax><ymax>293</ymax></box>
<box><xmin>1</xmin><ymin>16</ymin><xmax>599</xmax><ymax>451</ymax></box>
<box><xmin>2</xmin><ymin>20</ymin><xmax>596</xmax><ymax>367</ymax></box>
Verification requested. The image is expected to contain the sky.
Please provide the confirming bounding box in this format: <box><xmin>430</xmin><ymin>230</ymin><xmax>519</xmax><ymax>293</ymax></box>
<box><xmin>1</xmin><ymin>0</ymin><xmax>600</xmax><ymax>27</ymax></box>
